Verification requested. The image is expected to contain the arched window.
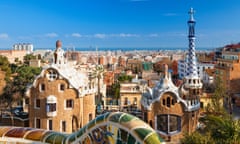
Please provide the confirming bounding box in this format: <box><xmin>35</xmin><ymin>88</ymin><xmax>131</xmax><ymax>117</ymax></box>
<box><xmin>167</xmin><ymin>97</ymin><xmax>171</xmax><ymax>107</ymax></box>
<box><xmin>162</xmin><ymin>99</ymin><xmax>166</xmax><ymax>105</ymax></box>
<box><xmin>156</xmin><ymin>114</ymin><xmax>181</xmax><ymax>135</ymax></box>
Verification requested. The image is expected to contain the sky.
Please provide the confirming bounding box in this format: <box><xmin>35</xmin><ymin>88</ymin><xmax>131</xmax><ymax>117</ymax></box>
<box><xmin>0</xmin><ymin>0</ymin><xmax>240</xmax><ymax>49</ymax></box>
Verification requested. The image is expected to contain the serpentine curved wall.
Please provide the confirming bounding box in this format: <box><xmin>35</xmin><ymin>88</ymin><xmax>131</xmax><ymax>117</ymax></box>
<box><xmin>0</xmin><ymin>112</ymin><xmax>163</xmax><ymax>144</ymax></box>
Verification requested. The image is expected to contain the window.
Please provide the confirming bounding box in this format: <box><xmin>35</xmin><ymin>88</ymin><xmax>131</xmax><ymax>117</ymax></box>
<box><xmin>35</xmin><ymin>99</ymin><xmax>40</xmax><ymax>108</ymax></box>
<box><xmin>200</xmin><ymin>102</ymin><xmax>204</xmax><ymax>108</ymax></box>
<box><xmin>48</xmin><ymin>120</ymin><xmax>53</xmax><ymax>130</ymax></box>
<box><xmin>40</xmin><ymin>84</ymin><xmax>45</xmax><ymax>92</ymax></box>
<box><xmin>167</xmin><ymin>97</ymin><xmax>171</xmax><ymax>108</ymax></box>
<box><xmin>89</xmin><ymin>113</ymin><xmax>93</xmax><ymax>121</ymax></box>
<box><xmin>162</xmin><ymin>99</ymin><xmax>166</xmax><ymax>105</ymax></box>
<box><xmin>61</xmin><ymin>121</ymin><xmax>66</xmax><ymax>132</ymax></box>
<box><xmin>66</xmin><ymin>99</ymin><xmax>74</xmax><ymax>108</ymax></box>
<box><xmin>25</xmin><ymin>98</ymin><xmax>29</xmax><ymax>105</ymax></box>
<box><xmin>35</xmin><ymin>118</ymin><xmax>41</xmax><ymax>128</ymax></box>
<box><xmin>157</xmin><ymin>114</ymin><xmax>181</xmax><ymax>135</ymax></box>
<box><xmin>46</xmin><ymin>103</ymin><xmax>56</xmax><ymax>112</ymax></box>
<box><xmin>133</xmin><ymin>97</ymin><xmax>137</xmax><ymax>105</ymax></box>
<box><xmin>47</xmin><ymin>70</ymin><xmax>58</xmax><ymax>81</ymax></box>
<box><xmin>192</xmin><ymin>112</ymin><xmax>195</xmax><ymax>117</ymax></box>
<box><xmin>124</xmin><ymin>97</ymin><xmax>128</xmax><ymax>105</ymax></box>
<box><xmin>60</xmin><ymin>84</ymin><xmax>65</xmax><ymax>91</ymax></box>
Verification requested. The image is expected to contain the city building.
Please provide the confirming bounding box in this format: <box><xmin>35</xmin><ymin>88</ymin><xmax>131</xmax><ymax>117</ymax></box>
<box><xmin>27</xmin><ymin>41</ymin><xmax>96</xmax><ymax>133</ymax></box>
<box><xmin>13</xmin><ymin>43</ymin><xmax>33</xmax><ymax>54</ymax></box>
<box><xmin>215</xmin><ymin>44</ymin><xmax>240</xmax><ymax>102</ymax></box>
<box><xmin>0</xmin><ymin>50</ymin><xmax>27</xmax><ymax>63</ymax></box>
<box><xmin>126</xmin><ymin>58</ymin><xmax>143</xmax><ymax>74</ymax></box>
<box><xmin>178</xmin><ymin>58</ymin><xmax>214</xmax><ymax>80</ymax></box>
<box><xmin>141</xmin><ymin>8</ymin><xmax>202</xmax><ymax>142</ymax></box>
<box><xmin>202</xmin><ymin>69</ymin><xmax>214</xmax><ymax>86</ymax></box>
<box><xmin>120</xmin><ymin>77</ymin><xmax>146</xmax><ymax>112</ymax></box>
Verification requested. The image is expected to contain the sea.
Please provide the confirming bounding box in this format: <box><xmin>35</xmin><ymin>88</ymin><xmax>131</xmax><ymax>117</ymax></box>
<box><xmin>36</xmin><ymin>47</ymin><xmax>216</xmax><ymax>52</ymax></box>
<box><xmin>0</xmin><ymin>47</ymin><xmax>216</xmax><ymax>52</ymax></box>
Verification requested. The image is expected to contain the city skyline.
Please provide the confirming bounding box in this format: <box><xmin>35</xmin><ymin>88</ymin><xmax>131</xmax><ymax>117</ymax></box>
<box><xmin>1</xmin><ymin>0</ymin><xmax>240</xmax><ymax>48</ymax></box>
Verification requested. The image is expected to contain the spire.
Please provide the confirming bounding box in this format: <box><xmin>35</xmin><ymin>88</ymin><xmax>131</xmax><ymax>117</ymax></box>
<box><xmin>187</xmin><ymin>8</ymin><xmax>198</xmax><ymax>78</ymax></box>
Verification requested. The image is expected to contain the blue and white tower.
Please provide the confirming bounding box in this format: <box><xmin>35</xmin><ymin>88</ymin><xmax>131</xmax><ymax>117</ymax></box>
<box><xmin>187</xmin><ymin>8</ymin><xmax>198</xmax><ymax>78</ymax></box>
<box><xmin>179</xmin><ymin>8</ymin><xmax>202</xmax><ymax>113</ymax></box>
<box><xmin>184</xmin><ymin>8</ymin><xmax>202</xmax><ymax>89</ymax></box>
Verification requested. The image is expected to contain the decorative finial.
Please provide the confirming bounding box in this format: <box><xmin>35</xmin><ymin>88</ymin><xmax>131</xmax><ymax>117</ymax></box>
<box><xmin>188</xmin><ymin>8</ymin><xmax>195</xmax><ymax>21</ymax></box>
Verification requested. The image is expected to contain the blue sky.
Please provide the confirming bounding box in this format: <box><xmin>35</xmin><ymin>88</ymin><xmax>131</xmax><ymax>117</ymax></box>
<box><xmin>0</xmin><ymin>0</ymin><xmax>240</xmax><ymax>49</ymax></box>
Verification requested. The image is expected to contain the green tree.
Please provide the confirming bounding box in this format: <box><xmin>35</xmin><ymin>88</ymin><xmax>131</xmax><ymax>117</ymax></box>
<box><xmin>181</xmin><ymin>132</ymin><xmax>210</xmax><ymax>144</ymax></box>
<box><xmin>1</xmin><ymin>65</ymin><xmax>41</xmax><ymax>108</ymax></box>
<box><xmin>118</xmin><ymin>73</ymin><xmax>132</xmax><ymax>82</ymax></box>
<box><xmin>91</xmin><ymin>65</ymin><xmax>104</xmax><ymax>105</ymax></box>
<box><xmin>206</xmin><ymin>76</ymin><xmax>226</xmax><ymax>115</ymax></box>
<box><xmin>14</xmin><ymin>65</ymin><xmax>41</xmax><ymax>96</ymax></box>
<box><xmin>199</xmin><ymin>115</ymin><xmax>240</xmax><ymax>144</ymax></box>
<box><xmin>181</xmin><ymin>115</ymin><xmax>240</xmax><ymax>144</ymax></box>
<box><xmin>112</xmin><ymin>82</ymin><xmax>120</xmax><ymax>100</ymax></box>
<box><xmin>0</xmin><ymin>55</ymin><xmax>11</xmax><ymax>80</ymax></box>
<box><xmin>24</xmin><ymin>54</ymin><xmax>36</xmax><ymax>65</ymax></box>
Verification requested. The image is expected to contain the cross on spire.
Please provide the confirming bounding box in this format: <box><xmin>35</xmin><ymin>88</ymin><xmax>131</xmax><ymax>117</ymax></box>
<box><xmin>188</xmin><ymin>7</ymin><xmax>195</xmax><ymax>21</ymax></box>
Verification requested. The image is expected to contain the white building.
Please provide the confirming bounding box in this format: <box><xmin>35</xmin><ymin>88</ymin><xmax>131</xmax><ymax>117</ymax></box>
<box><xmin>13</xmin><ymin>43</ymin><xmax>33</xmax><ymax>54</ymax></box>
<box><xmin>202</xmin><ymin>69</ymin><xmax>214</xmax><ymax>85</ymax></box>
<box><xmin>178</xmin><ymin>58</ymin><xmax>214</xmax><ymax>80</ymax></box>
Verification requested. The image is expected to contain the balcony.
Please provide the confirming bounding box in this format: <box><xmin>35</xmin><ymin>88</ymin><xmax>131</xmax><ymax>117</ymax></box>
<box><xmin>185</xmin><ymin>100</ymin><xmax>200</xmax><ymax>111</ymax></box>
<box><xmin>47</xmin><ymin>111</ymin><xmax>57</xmax><ymax>117</ymax></box>
<box><xmin>46</xmin><ymin>95</ymin><xmax>57</xmax><ymax>117</ymax></box>
<box><xmin>217</xmin><ymin>58</ymin><xmax>239</xmax><ymax>64</ymax></box>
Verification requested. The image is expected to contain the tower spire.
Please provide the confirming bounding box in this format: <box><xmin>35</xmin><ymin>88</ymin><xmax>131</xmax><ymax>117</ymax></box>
<box><xmin>187</xmin><ymin>8</ymin><xmax>198</xmax><ymax>78</ymax></box>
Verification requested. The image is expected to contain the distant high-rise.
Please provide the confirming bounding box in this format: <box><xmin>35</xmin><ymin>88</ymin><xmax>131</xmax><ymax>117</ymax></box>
<box><xmin>13</xmin><ymin>43</ymin><xmax>33</xmax><ymax>54</ymax></box>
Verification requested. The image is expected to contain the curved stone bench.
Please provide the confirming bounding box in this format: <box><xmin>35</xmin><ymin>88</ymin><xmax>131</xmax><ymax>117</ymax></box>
<box><xmin>0</xmin><ymin>112</ymin><xmax>164</xmax><ymax>144</ymax></box>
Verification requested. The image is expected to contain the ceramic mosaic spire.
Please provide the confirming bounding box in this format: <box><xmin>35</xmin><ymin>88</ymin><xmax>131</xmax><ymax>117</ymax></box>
<box><xmin>187</xmin><ymin>8</ymin><xmax>198</xmax><ymax>78</ymax></box>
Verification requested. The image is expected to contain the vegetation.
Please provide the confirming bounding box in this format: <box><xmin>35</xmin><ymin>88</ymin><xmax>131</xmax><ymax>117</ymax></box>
<box><xmin>23</xmin><ymin>54</ymin><xmax>37</xmax><ymax>65</ymax></box>
<box><xmin>112</xmin><ymin>82</ymin><xmax>120</xmax><ymax>99</ymax></box>
<box><xmin>91</xmin><ymin>65</ymin><xmax>104</xmax><ymax>105</ymax></box>
<box><xmin>118</xmin><ymin>73</ymin><xmax>132</xmax><ymax>82</ymax></box>
<box><xmin>1</xmin><ymin>65</ymin><xmax>41</xmax><ymax>108</ymax></box>
<box><xmin>206</xmin><ymin>76</ymin><xmax>227</xmax><ymax>115</ymax></box>
<box><xmin>181</xmin><ymin>115</ymin><xmax>240</xmax><ymax>144</ymax></box>
<box><xmin>0</xmin><ymin>55</ymin><xmax>11</xmax><ymax>80</ymax></box>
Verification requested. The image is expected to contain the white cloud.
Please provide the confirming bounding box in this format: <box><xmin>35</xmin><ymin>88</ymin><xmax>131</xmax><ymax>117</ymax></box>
<box><xmin>148</xmin><ymin>34</ymin><xmax>159</xmax><ymax>37</ymax></box>
<box><xmin>45</xmin><ymin>33</ymin><xmax>58</xmax><ymax>38</ymax></box>
<box><xmin>0</xmin><ymin>33</ymin><xmax>9</xmax><ymax>39</ymax></box>
<box><xmin>71</xmin><ymin>33</ymin><xmax>82</xmax><ymax>38</ymax></box>
<box><xmin>119</xmin><ymin>33</ymin><xmax>139</xmax><ymax>37</ymax></box>
<box><xmin>94</xmin><ymin>33</ymin><xmax>106</xmax><ymax>39</ymax></box>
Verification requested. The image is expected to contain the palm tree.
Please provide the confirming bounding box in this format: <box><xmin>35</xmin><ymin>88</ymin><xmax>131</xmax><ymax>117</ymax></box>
<box><xmin>200</xmin><ymin>115</ymin><xmax>240</xmax><ymax>143</ymax></box>
<box><xmin>91</xmin><ymin>65</ymin><xmax>104</xmax><ymax>105</ymax></box>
